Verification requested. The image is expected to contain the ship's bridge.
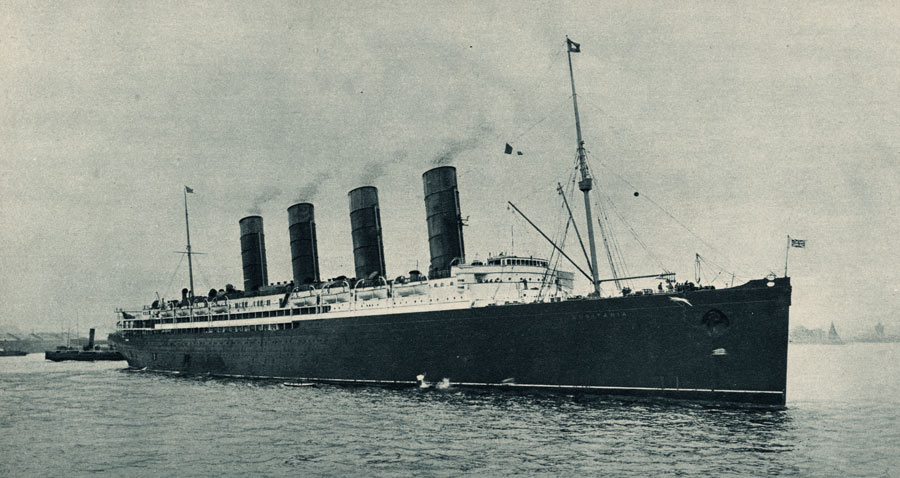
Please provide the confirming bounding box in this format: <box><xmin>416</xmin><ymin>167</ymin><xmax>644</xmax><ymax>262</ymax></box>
<box><xmin>451</xmin><ymin>254</ymin><xmax>575</xmax><ymax>306</ymax></box>
<box><xmin>487</xmin><ymin>256</ymin><xmax>546</xmax><ymax>267</ymax></box>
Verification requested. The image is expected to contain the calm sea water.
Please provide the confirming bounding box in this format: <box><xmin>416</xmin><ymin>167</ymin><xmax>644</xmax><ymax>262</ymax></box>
<box><xmin>1</xmin><ymin>343</ymin><xmax>898</xmax><ymax>477</ymax></box>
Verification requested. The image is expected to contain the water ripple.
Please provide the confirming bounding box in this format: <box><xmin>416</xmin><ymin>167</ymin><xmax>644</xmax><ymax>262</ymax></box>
<box><xmin>1</xmin><ymin>344</ymin><xmax>899</xmax><ymax>476</ymax></box>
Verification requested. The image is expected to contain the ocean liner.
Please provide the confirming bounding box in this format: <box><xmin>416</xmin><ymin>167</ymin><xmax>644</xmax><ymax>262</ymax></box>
<box><xmin>110</xmin><ymin>39</ymin><xmax>791</xmax><ymax>406</ymax></box>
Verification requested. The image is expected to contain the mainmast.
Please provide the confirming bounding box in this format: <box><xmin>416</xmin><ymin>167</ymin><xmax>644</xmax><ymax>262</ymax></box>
<box><xmin>184</xmin><ymin>185</ymin><xmax>195</xmax><ymax>299</ymax></box>
<box><xmin>566</xmin><ymin>36</ymin><xmax>602</xmax><ymax>296</ymax></box>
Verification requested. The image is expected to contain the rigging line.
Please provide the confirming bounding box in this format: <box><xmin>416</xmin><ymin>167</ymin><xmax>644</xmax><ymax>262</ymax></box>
<box><xmin>595</xmin><ymin>191</ymin><xmax>630</xmax><ymax>275</ymax></box>
<box><xmin>602</xmin><ymin>208</ymin><xmax>632</xmax><ymax>290</ymax></box>
<box><xmin>609</xmin><ymin>228</ymin><xmax>631</xmax><ymax>278</ymax></box>
<box><xmin>606</xmin><ymin>228</ymin><xmax>630</xmax><ymax>288</ymax></box>
<box><xmin>514</xmin><ymin>96</ymin><xmax>574</xmax><ymax>142</ymax></box>
<box><xmin>541</xmin><ymin>218</ymin><xmax>566</xmax><ymax>298</ymax></box>
<box><xmin>164</xmin><ymin>253</ymin><xmax>186</xmax><ymax>296</ymax></box>
<box><xmin>701</xmin><ymin>253</ymin><xmax>735</xmax><ymax>273</ymax></box>
<box><xmin>192</xmin><ymin>254</ymin><xmax>212</xmax><ymax>293</ymax></box>
<box><xmin>541</xmin><ymin>206</ymin><xmax>571</xmax><ymax>300</ymax></box>
<box><xmin>508</xmin><ymin>201</ymin><xmax>593</xmax><ymax>282</ymax></box>
<box><xmin>545</xmin><ymin>193</ymin><xmax>568</xmax><ymax>260</ymax></box>
<box><xmin>698</xmin><ymin>258</ymin><xmax>719</xmax><ymax>285</ymax></box>
<box><xmin>550</xmin><ymin>168</ymin><xmax>578</xmax><ymax>275</ymax></box>
<box><xmin>600</xmin><ymin>188</ymin><xmax>669</xmax><ymax>271</ymax></box>
<box><xmin>576</xmin><ymin>149</ymin><xmax>626</xmax><ymax>289</ymax></box>
<box><xmin>573</xmin><ymin>94</ymin><xmax>638</xmax><ymax>145</ymax></box>
<box><xmin>697</xmin><ymin>254</ymin><xmax>746</xmax><ymax>283</ymax></box>
<box><xmin>534</xmin><ymin>43</ymin><xmax>567</xmax><ymax>92</ymax></box>
<box><xmin>513</xmin><ymin>109</ymin><xmax>558</xmax><ymax>142</ymax></box>
<box><xmin>449</xmin><ymin>104</ymin><xmax>567</xmax><ymax>178</ymax></box>
<box><xmin>511</xmin><ymin>45</ymin><xmax>567</xmax><ymax>141</ymax></box>
<box><xmin>593</xmin><ymin>196</ymin><xmax>623</xmax><ymax>280</ymax></box>
<box><xmin>591</xmin><ymin>160</ymin><xmax>755</xmax><ymax>276</ymax></box>
<box><xmin>573</xmin><ymin>119</ymin><xmax>757</xmax><ymax>276</ymax></box>
<box><xmin>551</xmin><ymin>212</ymin><xmax>573</xmax><ymax>288</ymax></box>
<box><xmin>505</xmin><ymin>165</ymin><xmax>572</xmax><ymax>209</ymax></box>
<box><xmin>697</xmin><ymin>253</ymin><xmax>732</xmax><ymax>278</ymax></box>
<box><xmin>495</xmin><ymin>44</ymin><xmax>566</xmax><ymax>140</ymax></box>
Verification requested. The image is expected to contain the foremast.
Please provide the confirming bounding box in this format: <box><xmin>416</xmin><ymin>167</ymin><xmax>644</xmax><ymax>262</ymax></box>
<box><xmin>184</xmin><ymin>185</ymin><xmax>195</xmax><ymax>299</ymax></box>
<box><xmin>566</xmin><ymin>37</ymin><xmax>602</xmax><ymax>296</ymax></box>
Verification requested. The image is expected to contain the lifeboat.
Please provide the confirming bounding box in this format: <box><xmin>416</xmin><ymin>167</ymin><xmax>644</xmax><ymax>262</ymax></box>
<box><xmin>394</xmin><ymin>283</ymin><xmax>428</xmax><ymax>297</ymax></box>
<box><xmin>356</xmin><ymin>286</ymin><xmax>388</xmax><ymax>300</ymax></box>
<box><xmin>322</xmin><ymin>291</ymin><xmax>350</xmax><ymax>303</ymax></box>
<box><xmin>291</xmin><ymin>290</ymin><xmax>317</xmax><ymax>307</ymax></box>
<box><xmin>322</xmin><ymin>281</ymin><xmax>351</xmax><ymax>303</ymax></box>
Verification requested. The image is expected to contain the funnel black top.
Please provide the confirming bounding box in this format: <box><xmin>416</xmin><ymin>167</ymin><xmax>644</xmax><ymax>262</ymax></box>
<box><xmin>239</xmin><ymin>215</ymin><xmax>268</xmax><ymax>292</ymax></box>
<box><xmin>287</xmin><ymin>203</ymin><xmax>320</xmax><ymax>286</ymax></box>
<box><xmin>349</xmin><ymin>186</ymin><xmax>386</xmax><ymax>279</ymax></box>
<box><xmin>423</xmin><ymin>166</ymin><xmax>465</xmax><ymax>279</ymax></box>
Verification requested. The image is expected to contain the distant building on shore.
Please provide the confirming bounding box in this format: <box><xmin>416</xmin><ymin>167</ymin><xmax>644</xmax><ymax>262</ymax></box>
<box><xmin>790</xmin><ymin>325</ymin><xmax>827</xmax><ymax>344</ymax></box>
<box><xmin>856</xmin><ymin>322</ymin><xmax>900</xmax><ymax>343</ymax></box>
<box><xmin>790</xmin><ymin>324</ymin><xmax>843</xmax><ymax>344</ymax></box>
<box><xmin>0</xmin><ymin>332</ymin><xmax>102</xmax><ymax>353</ymax></box>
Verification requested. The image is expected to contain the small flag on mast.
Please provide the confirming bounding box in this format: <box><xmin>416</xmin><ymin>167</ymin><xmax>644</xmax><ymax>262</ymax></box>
<box><xmin>185</xmin><ymin>186</ymin><xmax>194</xmax><ymax>194</ymax></box>
<box><xmin>567</xmin><ymin>38</ymin><xmax>581</xmax><ymax>53</ymax></box>
<box><xmin>791</xmin><ymin>239</ymin><xmax>806</xmax><ymax>248</ymax></box>
<box><xmin>503</xmin><ymin>143</ymin><xmax>525</xmax><ymax>156</ymax></box>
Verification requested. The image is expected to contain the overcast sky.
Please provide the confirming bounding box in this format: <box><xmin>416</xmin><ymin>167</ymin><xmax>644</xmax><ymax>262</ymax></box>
<box><xmin>2</xmin><ymin>1</ymin><xmax>898</xmax><ymax>336</ymax></box>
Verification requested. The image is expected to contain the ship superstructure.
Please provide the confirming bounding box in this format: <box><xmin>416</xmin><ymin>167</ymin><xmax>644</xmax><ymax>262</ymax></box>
<box><xmin>118</xmin><ymin>252</ymin><xmax>575</xmax><ymax>332</ymax></box>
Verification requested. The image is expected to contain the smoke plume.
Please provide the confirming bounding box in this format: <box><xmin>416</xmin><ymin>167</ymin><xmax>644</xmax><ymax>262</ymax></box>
<box><xmin>247</xmin><ymin>187</ymin><xmax>283</xmax><ymax>215</ymax></box>
<box><xmin>433</xmin><ymin>123</ymin><xmax>495</xmax><ymax>166</ymax></box>
<box><xmin>294</xmin><ymin>171</ymin><xmax>332</xmax><ymax>203</ymax></box>
<box><xmin>358</xmin><ymin>151</ymin><xmax>408</xmax><ymax>185</ymax></box>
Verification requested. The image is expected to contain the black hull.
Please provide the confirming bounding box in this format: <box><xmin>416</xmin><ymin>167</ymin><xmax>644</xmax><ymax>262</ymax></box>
<box><xmin>111</xmin><ymin>278</ymin><xmax>791</xmax><ymax>405</ymax></box>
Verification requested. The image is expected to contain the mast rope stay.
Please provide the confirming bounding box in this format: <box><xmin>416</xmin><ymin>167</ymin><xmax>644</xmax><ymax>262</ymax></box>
<box><xmin>164</xmin><ymin>253</ymin><xmax>186</xmax><ymax>298</ymax></box>
<box><xmin>572</xmin><ymin>93</ymin><xmax>759</xmax><ymax>279</ymax></box>
<box><xmin>191</xmin><ymin>254</ymin><xmax>213</xmax><ymax>298</ymax></box>
<box><xmin>598</xmin><ymin>186</ymin><xmax>670</xmax><ymax>274</ymax></box>
<box><xmin>696</xmin><ymin>253</ymin><xmax>746</xmax><ymax>285</ymax></box>
<box><xmin>538</xmin><ymin>196</ymin><xmax>572</xmax><ymax>300</ymax></box>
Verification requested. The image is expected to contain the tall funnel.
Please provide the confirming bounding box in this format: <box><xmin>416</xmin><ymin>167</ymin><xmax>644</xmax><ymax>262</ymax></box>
<box><xmin>349</xmin><ymin>186</ymin><xmax>386</xmax><ymax>279</ymax></box>
<box><xmin>423</xmin><ymin>166</ymin><xmax>465</xmax><ymax>279</ymax></box>
<box><xmin>287</xmin><ymin>203</ymin><xmax>320</xmax><ymax>286</ymax></box>
<box><xmin>239</xmin><ymin>215</ymin><xmax>269</xmax><ymax>292</ymax></box>
<box><xmin>85</xmin><ymin>328</ymin><xmax>95</xmax><ymax>351</ymax></box>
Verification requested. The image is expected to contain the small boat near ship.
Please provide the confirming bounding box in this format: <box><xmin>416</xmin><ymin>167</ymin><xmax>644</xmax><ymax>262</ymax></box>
<box><xmin>45</xmin><ymin>329</ymin><xmax>124</xmax><ymax>362</ymax></box>
<box><xmin>0</xmin><ymin>348</ymin><xmax>28</xmax><ymax>357</ymax></box>
<box><xmin>110</xmin><ymin>38</ymin><xmax>792</xmax><ymax>406</ymax></box>
<box><xmin>44</xmin><ymin>347</ymin><xmax>125</xmax><ymax>362</ymax></box>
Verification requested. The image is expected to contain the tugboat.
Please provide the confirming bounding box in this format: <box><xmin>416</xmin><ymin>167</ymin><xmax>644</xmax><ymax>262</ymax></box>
<box><xmin>45</xmin><ymin>329</ymin><xmax>124</xmax><ymax>362</ymax></box>
<box><xmin>0</xmin><ymin>348</ymin><xmax>27</xmax><ymax>357</ymax></box>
